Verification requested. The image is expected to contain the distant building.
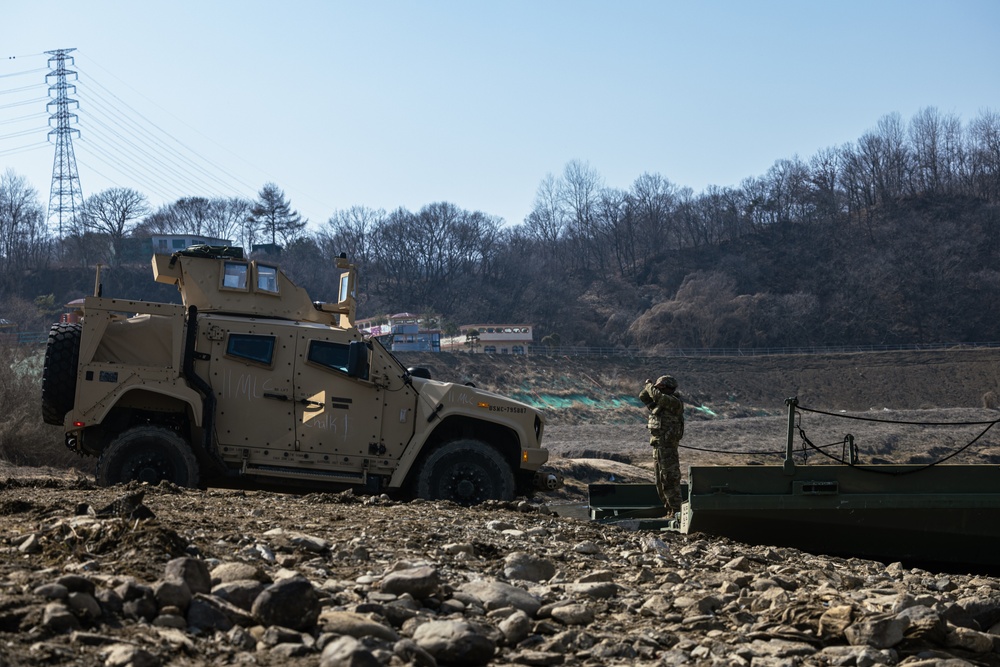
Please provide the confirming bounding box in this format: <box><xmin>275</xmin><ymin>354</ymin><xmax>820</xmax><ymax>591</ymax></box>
<box><xmin>251</xmin><ymin>243</ymin><xmax>282</xmax><ymax>256</ymax></box>
<box><xmin>441</xmin><ymin>324</ymin><xmax>533</xmax><ymax>355</ymax></box>
<box><xmin>100</xmin><ymin>234</ymin><xmax>238</xmax><ymax>266</ymax></box>
<box><xmin>359</xmin><ymin>314</ymin><xmax>533</xmax><ymax>354</ymax></box>
<box><xmin>358</xmin><ymin>312</ymin><xmax>441</xmax><ymax>352</ymax></box>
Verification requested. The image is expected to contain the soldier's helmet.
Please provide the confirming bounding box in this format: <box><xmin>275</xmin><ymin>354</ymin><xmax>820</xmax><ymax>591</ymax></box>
<box><xmin>656</xmin><ymin>375</ymin><xmax>678</xmax><ymax>390</ymax></box>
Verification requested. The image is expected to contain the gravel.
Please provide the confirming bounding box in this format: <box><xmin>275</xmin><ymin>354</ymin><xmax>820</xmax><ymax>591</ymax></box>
<box><xmin>3</xmin><ymin>477</ymin><xmax>1000</xmax><ymax>666</ymax></box>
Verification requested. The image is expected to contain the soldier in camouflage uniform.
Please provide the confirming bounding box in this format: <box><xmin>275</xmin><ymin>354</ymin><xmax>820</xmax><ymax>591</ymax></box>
<box><xmin>639</xmin><ymin>375</ymin><xmax>684</xmax><ymax>514</ymax></box>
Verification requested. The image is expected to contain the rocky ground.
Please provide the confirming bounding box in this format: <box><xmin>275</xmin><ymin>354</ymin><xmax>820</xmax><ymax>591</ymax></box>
<box><xmin>4</xmin><ymin>472</ymin><xmax>1000</xmax><ymax>667</ymax></box>
<box><xmin>3</xmin><ymin>348</ymin><xmax>1000</xmax><ymax>666</ymax></box>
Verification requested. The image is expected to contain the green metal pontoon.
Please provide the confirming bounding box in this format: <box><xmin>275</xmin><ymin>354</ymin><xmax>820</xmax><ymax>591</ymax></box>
<box><xmin>590</xmin><ymin>398</ymin><xmax>1000</xmax><ymax>569</ymax></box>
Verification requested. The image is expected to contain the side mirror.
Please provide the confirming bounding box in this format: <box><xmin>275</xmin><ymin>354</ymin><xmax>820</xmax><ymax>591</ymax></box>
<box><xmin>347</xmin><ymin>340</ymin><xmax>370</xmax><ymax>380</ymax></box>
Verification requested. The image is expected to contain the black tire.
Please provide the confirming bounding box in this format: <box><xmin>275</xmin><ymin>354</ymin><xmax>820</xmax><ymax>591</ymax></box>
<box><xmin>97</xmin><ymin>426</ymin><xmax>199</xmax><ymax>487</ymax></box>
<box><xmin>416</xmin><ymin>439</ymin><xmax>514</xmax><ymax>504</ymax></box>
<box><xmin>41</xmin><ymin>323</ymin><xmax>82</xmax><ymax>426</ymax></box>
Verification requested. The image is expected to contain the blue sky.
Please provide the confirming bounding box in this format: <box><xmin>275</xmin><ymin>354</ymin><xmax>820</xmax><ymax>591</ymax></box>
<box><xmin>1</xmin><ymin>0</ymin><xmax>998</xmax><ymax>231</ymax></box>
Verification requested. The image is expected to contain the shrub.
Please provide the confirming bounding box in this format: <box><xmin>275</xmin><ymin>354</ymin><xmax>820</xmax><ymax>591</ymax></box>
<box><xmin>0</xmin><ymin>342</ymin><xmax>79</xmax><ymax>469</ymax></box>
<box><xmin>983</xmin><ymin>391</ymin><xmax>999</xmax><ymax>410</ymax></box>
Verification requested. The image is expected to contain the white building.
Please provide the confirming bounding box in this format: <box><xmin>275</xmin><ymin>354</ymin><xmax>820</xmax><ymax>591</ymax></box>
<box><xmin>440</xmin><ymin>324</ymin><xmax>533</xmax><ymax>355</ymax></box>
<box><xmin>151</xmin><ymin>234</ymin><xmax>234</xmax><ymax>254</ymax></box>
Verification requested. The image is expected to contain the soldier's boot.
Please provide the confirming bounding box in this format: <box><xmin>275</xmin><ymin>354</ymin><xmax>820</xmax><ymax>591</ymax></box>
<box><xmin>667</xmin><ymin>493</ymin><xmax>683</xmax><ymax>517</ymax></box>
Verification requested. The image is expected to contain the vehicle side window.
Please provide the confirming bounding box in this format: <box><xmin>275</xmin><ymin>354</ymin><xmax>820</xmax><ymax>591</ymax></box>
<box><xmin>308</xmin><ymin>340</ymin><xmax>351</xmax><ymax>374</ymax></box>
<box><xmin>222</xmin><ymin>261</ymin><xmax>249</xmax><ymax>290</ymax></box>
<box><xmin>226</xmin><ymin>334</ymin><xmax>275</xmax><ymax>365</ymax></box>
<box><xmin>256</xmin><ymin>265</ymin><xmax>279</xmax><ymax>293</ymax></box>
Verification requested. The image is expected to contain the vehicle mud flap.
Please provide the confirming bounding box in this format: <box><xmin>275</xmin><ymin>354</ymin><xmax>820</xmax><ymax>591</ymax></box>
<box><xmin>182</xmin><ymin>305</ymin><xmax>228</xmax><ymax>476</ymax></box>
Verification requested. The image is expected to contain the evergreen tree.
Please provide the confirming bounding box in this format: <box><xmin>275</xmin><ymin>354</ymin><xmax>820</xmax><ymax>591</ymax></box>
<box><xmin>249</xmin><ymin>182</ymin><xmax>306</xmax><ymax>246</ymax></box>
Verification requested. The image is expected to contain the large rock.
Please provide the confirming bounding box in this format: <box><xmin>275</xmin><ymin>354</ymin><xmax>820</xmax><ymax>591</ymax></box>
<box><xmin>187</xmin><ymin>593</ymin><xmax>254</xmax><ymax>631</ymax></box>
<box><xmin>380</xmin><ymin>566</ymin><xmax>441</xmax><ymax>599</ymax></box>
<box><xmin>211</xmin><ymin>562</ymin><xmax>267</xmax><ymax>584</ymax></box>
<box><xmin>502</xmin><ymin>552</ymin><xmax>556</xmax><ymax>582</ymax></box>
<box><xmin>498</xmin><ymin>609</ymin><xmax>532</xmax><ymax>645</ymax></box>
<box><xmin>458</xmin><ymin>579</ymin><xmax>542</xmax><ymax>616</ymax></box>
<box><xmin>164</xmin><ymin>558</ymin><xmax>211</xmax><ymax>595</ymax></box>
<box><xmin>319</xmin><ymin>610</ymin><xmax>399</xmax><ymax>641</ymax></box>
<box><xmin>320</xmin><ymin>635</ymin><xmax>379</xmax><ymax>667</ymax></box>
<box><xmin>845</xmin><ymin>616</ymin><xmax>909</xmax><ymax>649</ymax></box>
<box><xmin>153</xmin><ymin>579</ymin><xmax>192</xmax><ymax>611</ymax></box>
<box><xmin>251</xmin><ymin>576</ymin><xmax>320</xmax><ymax>631</ymax></box>
<box><xmin>211</xmin><ymin>580</ymin><xmax>266</xmax><ymax>611</ymax></box>
<box><xmin>413</xmin><ymin>620</ymin><xmax>495</xmax><ymax>666</ymax></box>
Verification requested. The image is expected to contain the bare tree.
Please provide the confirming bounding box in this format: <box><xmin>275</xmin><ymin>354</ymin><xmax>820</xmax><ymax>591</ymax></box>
<box><xmin>215</xmin><ymin>197</ymin><xmax>253</xmax><ymax>248</ymax></box>
<box><xmin>808</xmin><ymin>147</ymin><xmax>843</xmax><ymax>220</ymax></box>
<box><xmin>762</xmin><ymin>156</ymin><xmax>812</xmax><ymax>224</ymax></box>
<box><xmin>969</xmin><ymin>109</ymin><xmax>1000</xmax><ymax>200</ymax></box>
<box><xmin>0</xmin><ymin>170</ymin><xmax>50</xmax><ymax>273</ymax></box>
<box><xmin>80</xmin><ymin>187</ymin><xmax>149</xmax><ymax>266</ymax></box>
<box><xmin>321</xmin><ymin>206</ymin><xmax>386</xmax><ymax>265</ymax></box>
<box><xmin>142</xmin><ymin>196</ymin><xmax>252</xmax><ymax>247</ymax></box>
<box><xmin>592</xmin><ymin>187</ymin><xmax>634</xmax><ymax>277</ymax></box>
<box><xmin>560</xmin><ymin>160</ymin><xmax>605</xmax><ymax>272</ymax></box>
<box><xmin>909</xmin><ymin>107</ymin><xmax>947</xmax><ymax>195</ymax></box>
<box><xmin>630</xmin><ymin>172</ymin><xmax>677</xmax><ymax>255</ymax></box>
<box><xmin>524</xmin><ymin>173</ymin><xmax>566</xmax><ymax>244</ymax></box>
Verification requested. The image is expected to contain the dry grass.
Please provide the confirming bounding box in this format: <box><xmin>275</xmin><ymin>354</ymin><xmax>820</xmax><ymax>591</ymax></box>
<box><xmin>0</xmin><ymin>343</ymin><xmax>79</xmax><ymax>469</ymax></box>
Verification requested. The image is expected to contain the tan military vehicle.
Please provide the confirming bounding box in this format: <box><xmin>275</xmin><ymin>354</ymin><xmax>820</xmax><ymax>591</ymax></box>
<box><xmin>42</xmin><ymin>246</ymin><xmax>557</xmax><ymax>503</ymax></box>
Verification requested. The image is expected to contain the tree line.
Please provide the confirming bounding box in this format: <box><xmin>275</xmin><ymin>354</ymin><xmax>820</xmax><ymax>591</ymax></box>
<box><xmin>2</xmin><ymin>106</ymin><xmax>999</xmax><ymax>349</ymax></box>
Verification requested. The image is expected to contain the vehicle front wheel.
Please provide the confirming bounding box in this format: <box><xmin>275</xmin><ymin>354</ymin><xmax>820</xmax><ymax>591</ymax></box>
<box><xmin>416</xmin><ymin>439</ymin><xmax>514</xmax><ymax>504</ymax></box>
<box><xmin>97</xmin><ymin>426</ymin><xmax>199</xmax><ymax>488</ymax></box>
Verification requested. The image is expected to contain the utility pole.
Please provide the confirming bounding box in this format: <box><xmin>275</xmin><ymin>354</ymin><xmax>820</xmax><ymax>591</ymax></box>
<box><xmin>45</xmin><ymin>48</ymin><xmax>84</xmax><ymax>239</ymax></box>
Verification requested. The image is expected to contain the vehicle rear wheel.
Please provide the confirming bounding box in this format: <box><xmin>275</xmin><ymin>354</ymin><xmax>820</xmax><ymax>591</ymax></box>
<box><xmin>416</xmin><ymin>439</ymin><xmax>514</xmax><ymax>504</ymax></box>
<box><xmin>41</xmin><ymin>323</ymin><xmax>82</xmax><ymax>425</ymax></box>
<box><xmin>97</xmin><ymin>426</ymin><xmax>199</xmax><ymax>488</ymax></box>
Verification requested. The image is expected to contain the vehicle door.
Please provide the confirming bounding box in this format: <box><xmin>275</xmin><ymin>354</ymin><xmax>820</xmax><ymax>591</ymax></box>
<box><xmin>206</xmin><ymin>317</ymin><xmax>298</xmax><ymax>461</ymax></box>
<box><xmin>294</xmin><ymin>328</ymin><xmax>383</xmax><ymax>474</ymax></box>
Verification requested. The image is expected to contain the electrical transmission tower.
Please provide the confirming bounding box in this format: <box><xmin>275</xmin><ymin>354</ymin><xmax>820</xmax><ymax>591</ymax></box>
<box><xmin>45</xmin><ymin>48</ymin><xmax>84</xmax><ymax>238</ymax></box>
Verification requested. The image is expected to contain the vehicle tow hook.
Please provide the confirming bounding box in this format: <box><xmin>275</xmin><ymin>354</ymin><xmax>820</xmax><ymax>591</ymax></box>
<box><xmin>534</xmin><ymin>469</ymin><xmax>564</xmax><ymax>491</ymax></box>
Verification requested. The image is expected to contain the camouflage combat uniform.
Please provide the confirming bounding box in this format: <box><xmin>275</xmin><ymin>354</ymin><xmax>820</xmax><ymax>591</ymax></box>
<box><xmin>639</xmin><ymin>375</ymin><xmax>684</xmax><ymax>513</ymax></box>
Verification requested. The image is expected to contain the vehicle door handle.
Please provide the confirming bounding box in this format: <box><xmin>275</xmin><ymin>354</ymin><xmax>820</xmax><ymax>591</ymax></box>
<box><xmin>264</xmin><ymin>392</ymin><xmax>322</xmax><ymax>408</ymax></box>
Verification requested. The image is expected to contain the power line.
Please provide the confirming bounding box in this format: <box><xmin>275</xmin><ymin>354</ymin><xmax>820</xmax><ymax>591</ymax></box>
<box><xmin>0</xmin><ymin>112</ymin><xmax>47</xmax><ymax>126</ymax></box>
<box><xmin>0</xmin><ymin>127</ymin><xmax>48</xmax><ymax>140</ymax></box>
<box><xmin>73</xmin><ymin>50</ymin><xmax>330</xmax><ymax>218</ymax></box>
<box><xmin>76</xmin><ymin>51</ymin><xmax>271</xmax><ymax>191</ymax></box>
<box><xmin>6</xmin><ymin>50</ymin><xmax>321</xmax><ymax>225</ymax></box>
<box><xmin>0</xmin><ymin>66</ymin><xmax>48</xmax><ymax>79</ymax></box>
<box><xmin>75</xmin><ymin>80</ymin><xmax>251</xmax><ymax>197</ymax></box>
<box><xmin>73</xmin><ymin>54</ymin><xmax>263</xmax><ymax>197</ymax></box>
<box><xmin>0</xmin><ymin>96</ymin><xmax>47</xmax><ymax>110</ymax></box>
<box><xmin>0</xmin><ymin>83</ymin><xmax>48</xmax><ymax>96</ymax></box>
<box><xmin>0</xmin><ymin>140</ymin><xmax>48</xmax><ymax>157</ymax></box>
